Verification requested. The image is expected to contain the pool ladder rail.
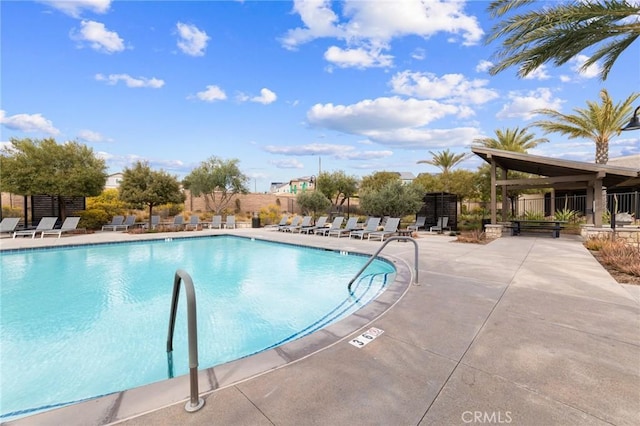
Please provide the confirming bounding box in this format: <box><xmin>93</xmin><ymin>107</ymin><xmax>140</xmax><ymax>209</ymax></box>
<box><xmin>166</xmin><ymin>269</ymin><xmax>205</xmax><ymax>413</ymax></box>
<box><xmin>348</xmin><ymin>236</ymin><xmax>419</xmax><ymax>293</ymax></box>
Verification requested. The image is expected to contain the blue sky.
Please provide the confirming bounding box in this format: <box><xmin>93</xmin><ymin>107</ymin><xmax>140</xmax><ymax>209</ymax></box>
<box><xmin>1</xmin><ymin>0</ymin><xmax>638</xmax><ymax>192</ymax></box>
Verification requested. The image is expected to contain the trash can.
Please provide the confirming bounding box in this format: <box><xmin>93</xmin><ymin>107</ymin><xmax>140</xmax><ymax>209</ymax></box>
<box><xmin>252</xmin><ymin>217</ymin><xmax>261</xmax><ymax>228</ymax></box>
<box><xmin>481</xmin><ymin>218</ymin><xmax>491</xmax><ymax>231</ymax></box>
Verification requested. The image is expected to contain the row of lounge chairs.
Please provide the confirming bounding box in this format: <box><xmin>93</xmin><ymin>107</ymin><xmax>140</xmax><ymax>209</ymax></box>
<box><xmin>100</xmin><ymin>214</ymin><xmax>238</xmax><ymax>232</ymax></box>
<box><xmin>3</xmin><ymin>216</ymin><xmax>83</xmax><ymax>239</ymax></box>
<box><xmin>271</xmin><ymin>215</ymin><xmax>406</xmax><ymax>241</ymax></box>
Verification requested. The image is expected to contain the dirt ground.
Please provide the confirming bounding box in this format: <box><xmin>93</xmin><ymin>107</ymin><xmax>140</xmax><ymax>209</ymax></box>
<box><xmin>590</xmin><ymin>251</ymin><xmax>640</xmax><ymax>286</ymax></box>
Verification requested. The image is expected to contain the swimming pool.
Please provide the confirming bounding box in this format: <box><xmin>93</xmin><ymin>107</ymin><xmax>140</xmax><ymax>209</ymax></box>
<box><xmin>0</xmin><ymin>235</ymin><xmax>395</xmax><ymax>419</ymax></box>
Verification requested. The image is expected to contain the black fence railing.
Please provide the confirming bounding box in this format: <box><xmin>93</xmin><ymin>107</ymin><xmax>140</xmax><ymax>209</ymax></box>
<box><xmin>516</xmin><ymin>191</ymin><xmax>639</xmax><ymax>220</ymax></box>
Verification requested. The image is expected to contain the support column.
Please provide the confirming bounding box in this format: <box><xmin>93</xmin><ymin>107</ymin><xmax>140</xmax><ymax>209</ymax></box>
<box><xmin>586</xmin><ymin>184</ymin><xmax>594</xmax><ymax>225</ymax></box>
<box><xmin>501</xmin><ymin>168</ymin><xmax>508</xmax><ymax>222</ymax></box>
<box><xmin>593</xmin><ymin>179</ymin><xmax>603</xmax><ymax>228</ymax></box>
<box><xmin>490</xmin><ymin>159</ymin><xmax>497</xmax><ymax>224</ymax></box>
<box><xmin>550</xmin><ymin>188</ymin><xmax>555</xmax><ymax>217</ymax></box>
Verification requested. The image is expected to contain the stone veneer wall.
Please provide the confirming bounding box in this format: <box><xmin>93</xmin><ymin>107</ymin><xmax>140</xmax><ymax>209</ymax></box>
<box><xmin>581</xmin><ymin>225</ymin><xmax>640</xmax><ymax>249</ymax></box>
<box><xmin>484</xmin><ymin>224</ymin><xmax>503</xmax><ymax>239</ymax></box>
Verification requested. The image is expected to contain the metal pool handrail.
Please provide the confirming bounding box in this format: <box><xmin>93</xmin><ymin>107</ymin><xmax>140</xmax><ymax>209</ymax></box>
<box><xmin>347</xmin><ymin>236</ymin><xmax>419</xmax><ymax>292</ymax></box>
<box><xmin>166</xmin><ymin>269</ymin><xmax>205</xmax><ymax>413</ymax></box>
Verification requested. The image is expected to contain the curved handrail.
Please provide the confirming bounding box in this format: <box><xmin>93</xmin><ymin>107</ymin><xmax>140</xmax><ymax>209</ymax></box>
<box><xmin>347</xmin><ymin>236</ymin><xmax>419</xmax><ymax>293</ymax></box>
<box><xmin>167</xmin><ymin>269</ymin><xmax>205</xmax><ymax>413</ymax></box>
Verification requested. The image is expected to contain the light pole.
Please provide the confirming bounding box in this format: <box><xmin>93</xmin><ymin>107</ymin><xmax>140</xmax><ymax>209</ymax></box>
<box><xmin>621</xmin><ymin>106</ymin><xmax>640</xmax><ymax>131</ymax></box>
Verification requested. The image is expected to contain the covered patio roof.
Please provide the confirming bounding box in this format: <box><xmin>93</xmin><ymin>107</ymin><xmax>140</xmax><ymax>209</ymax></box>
<box><xmin>471</xmin><ymin>147</ymin><xmax>640</xmax><ymax>227</ymax></box>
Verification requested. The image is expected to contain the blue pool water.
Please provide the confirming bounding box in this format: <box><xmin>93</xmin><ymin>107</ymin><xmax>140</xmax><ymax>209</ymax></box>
<box><xmin>0</xmin><ymin>236</ymin><xmax>395</xmax><ymax>419</ymax></box>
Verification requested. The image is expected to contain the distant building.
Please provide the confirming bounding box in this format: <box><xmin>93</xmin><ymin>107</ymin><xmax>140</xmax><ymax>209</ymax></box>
<box><xmin>105</xmin><ymin>172</ymin><xmax>123</xmax><ymax>189</ymax></box>
<box><xmin>396</xmin><ymin>172</ymin><xmax>416</xmax><ymax>184</ymax></box>
<box><xmin>270</xmin><ymin>177</ymin><xmax>316</xmax><ymax>194</ymax></box>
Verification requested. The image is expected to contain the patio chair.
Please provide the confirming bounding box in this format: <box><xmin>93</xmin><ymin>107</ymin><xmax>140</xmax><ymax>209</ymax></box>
<box><xmin>407</xmin><ymin>216</ymin><xmax>426</xmax><ymax>231</ymax></box>
<box><xmin>185</xmin><ymin>215</ymin><xmax>201</xmax><ymax>230</ymax></box>
<box><xmin>41</xmin><ymin>217</ymin><xmax>82</xmax><ymax>238</ymax></box>
<box><xmin>143</xmin><ymin>215</ymin><xmax>161</xmax><ymax>230</ymax></box>
<box><xmin>0</xmin><ymin>217</ymin><xmax>20</xmax><ymax>237</ymax></box>
<box><xmin>279</xmin><ymin>216</ymin><xmax>302</xmax><ymax>232</ymax></box>
<box><xmin>300</xmin><ymin>216</ymin><xmax>328</xmax><ymax>234</ymax></box>
<box><xmin>116</xmin><ymin>215</ymin><xmax>136</xmax><ymax>231</ymax></box>
<box><xmin>167</xmin><ymin>216</ymin><xmax>184</xmax><ymax>230</ymax></box>
<box><xmin>209</xmin><ymin>215</ymin><xmax>223</xmax><ymax>229</ymax></box>
<box><xmin>225</xmin><ymin>215</ymin><xmax>236</xmax><ymax>229</ymax></box>
<box><xmin>13</xmin><ymin>216</ymin><xmax>58</xmax><ymax>239</ymax></box>
<box><xmin>349</xmin><ymin>217</ymin><xmax>381</xmax><ymax>240</ymax></box>
<box><xmin>265</xmin><ymin>215</ymin><xmax>289</xmax><ymax>230</ymax></box>
<box><xmin>315</xmin><ymin>216</ymin><xmax>344</xmax><ymax>236</ymax></box>
<box><xmin>102</xmin><ymin>215</ymin><xmax>125</xmax><ymax>231</ymax></box>
<box><xmin>327</xmin><ymin>217</ymin><xmax>360</xmax><ymax>238</ymax></box>
<box><xmin>285</xmin><ymin>215</ymin><xmax>312</xmax><ymax>233</ymax></box>
<box><xmin>368</xmin><ymin>217</ymin><xmax>400</xmax><ymax>241</ymax></box>
<box><xmin>430</xmin><ymin>216</ymin><xmax>450</xmax><ymax>233</ymax></box>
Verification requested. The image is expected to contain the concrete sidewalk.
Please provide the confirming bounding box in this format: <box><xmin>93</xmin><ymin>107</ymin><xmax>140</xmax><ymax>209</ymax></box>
<box><xmin>4</xmin><ymin>230</ymin><xmax>639</xmax><ymax>425</ymax></box>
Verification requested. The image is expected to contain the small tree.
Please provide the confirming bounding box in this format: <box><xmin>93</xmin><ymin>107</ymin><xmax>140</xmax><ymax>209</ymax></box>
<box><xmin>296</xmin><ymin>191</ymin><xmax>331</xmax><ymax>219</ymax></box>
<box><xmin>0</xmin><ymin>138</ymin><xmax>107</xmax><ymax>220</ymax></box>
<box><xmin>359</xmin><ymin>181</ymin><xmax>423</xmax><ymax>218</ymax></box>
<box><xmin>182</xmin><ymin>157</ymin><xmax>249</xmax><ymax>215</ymax></box>
<box><xmin>316</xmin><ymin>170</ymin><xmax>359</xmax><ymax>211</ymax></box>
<box><xmin>359</xmin><ymin>171</ymin><xmax>402</xmax><ymax>192</ymax></box>
<box><xmin>118</xmin><ymin>161</ymin><xmax>185</xmax><ymax>229</ymax></box>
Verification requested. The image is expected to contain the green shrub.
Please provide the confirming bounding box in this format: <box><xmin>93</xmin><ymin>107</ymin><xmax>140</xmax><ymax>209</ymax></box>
<box><xmin>259</xmin><ymin>204</ymin><xmax>282</xmax><ymax>225</ymax></box>
<box><xmin>78</xmin><ymin>209</ymin><xmax>110</xmax><ymax>230</ymax></box>
<box><xmin>2</xmin><ymin>206</ymin><xmax>22</xmax><ymax>218</ymax></box>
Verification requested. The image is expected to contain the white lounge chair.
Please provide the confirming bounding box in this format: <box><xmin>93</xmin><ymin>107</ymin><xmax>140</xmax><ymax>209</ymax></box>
<box><xmin>328</xmin><ymin>217</ymin><xmax>359</xmax><ymax>238</ymax></box>
<box><xmin>286</xmin><ymin>215</ymin><xmax>312</xmax><ymax>233</ymax></box>
<box><xmin>315</xmin><ymin>217</ymin><xmax>344</xmax><ymax>236</ymax></box>
<box><xmin>349</xmin><ymin>217</ymin><xmax>381</xmax><ymax>240</ymax></box>
<box><xmin>225</xmin><ymin>215</ymin><xmax>236</xmax><ymax>229</ymax></box>
<box><xmin>102</xmin><ymin>215</ymin><xmax>125</xmax><ymax>231</ymax></box>
<box><xmin>167</xmin><ymin>216</ymin><xmax>184</xmax><ymax>230</ymax></box>
<box><xmin>280</xmin><ymin>216</ymin><xmax>302</xmax><ymax>232</ymax></box>
<box><xmin>430</xmin><ymin>216</ymin><xmax>450</xmax><ymax>233</ymax></box>
<box><xmin>407</xmin><ymin>216</ymin><xmax>426</xmax><ymax>231</ymax></box>
<box><xmin>368</xmin><ymin>217</ymin><xmax>400</xmax><ymax>241</ymax></box>
<box><xmin>265</xmin><ymin>215</ymin><xmax>289</xmax><ymax>230</ymax></box>
<box><xmin>0</xmin><ymin>218</ymin><xmax>21</xmax><ymax>237</ymax></box>
<box><xmin>13</xmin><ymin>217</ymin><xmax>58</xmax><ymax>239</ymax></box>
<box><xmin>209</xmin><ymin>215</ymin><xmax>223</xmax><ymax>229</ymax></box>
<box><xmin>41</xmin><ymin>217</ymin><xmax>82</xmax><ymax>238</ymax></box>
<box><xmin>300</xmin><ymin>216</ymin><xmax>328</xmax><ymax>234</ymax></box>
<box><xmin>185</xmin><ymin>215</ymin><xmax>201</xmax><ymax>230</ymax></box>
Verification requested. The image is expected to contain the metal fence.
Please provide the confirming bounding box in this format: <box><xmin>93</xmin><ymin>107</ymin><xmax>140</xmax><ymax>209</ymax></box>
<box><xmin>516</xmin><ymin>191</ymin><xmax>639</xmax><ymax>219</ymax></box>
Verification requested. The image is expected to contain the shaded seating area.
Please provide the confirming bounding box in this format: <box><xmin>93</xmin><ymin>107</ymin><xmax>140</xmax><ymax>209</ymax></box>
<box><xmin>41</xmin><ymin>217</ymin><xmax>82</xmax><ymax>238</ymax></box>
<box><xmin>13</xmin><ymin>216</ymin><xmax>58</xmax><ymax>239</ymax></box>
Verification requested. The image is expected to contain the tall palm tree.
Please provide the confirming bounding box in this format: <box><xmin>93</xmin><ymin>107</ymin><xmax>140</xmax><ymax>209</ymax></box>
<box><xmin>486</xmin><ymin>0</ymin><xmax>640</xmax><ymax>80</ymax></box>
<box><xmin>533</xmin><ymin>89</ymin><xmax>639</xmax><ymax>164</ymax></box>
<box><xmin>417</xmin><ymin>149</ymin><xmax>469</xmax><ymax>174</ymax></box>
<box><xmin>473</xmin><ymin>127</ymin><xmax>548</xmax><ymax>153</ymax></box>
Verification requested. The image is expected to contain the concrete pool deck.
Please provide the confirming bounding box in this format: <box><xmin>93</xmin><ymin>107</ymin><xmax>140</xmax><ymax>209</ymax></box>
<box><xmin>2</xmin><ymin>228</ymin><xmax>639</xmax><ymax>425</ymax></box>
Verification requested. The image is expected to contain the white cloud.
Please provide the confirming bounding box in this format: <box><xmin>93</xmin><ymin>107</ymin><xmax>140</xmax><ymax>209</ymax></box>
<box><xmin>190</xmin><ymin>85</ymin><xmax>227</xmax><ymax>102</ymax></box>
<box><xmin>0</xmin><ymin>110</ymin><xmax>60</xmax><ymax>135</ymax></box>
<box><xmin>389</xmin><ymin>71</ymin><xmax>499</xmax><ymax>105</ymax></box>
<box><xmin>70</xmin><ymin>20</ymin><xmax>125</xmax><ymax>54</ymax></box>
<box><xmin>176</xmin><ymin>22</ymin><xmax>210</xmax><ymax>57</ymax></box>
<box><xmin>324</xmin><ymin>45</ymin><xmax>393</xmax><ymax>69</ymax></box>
<box><xmin>95</xmin><ymin>73</ymin><xmax>164</xmax><ymax>88</ymax></box>
<box><xmin>364</xmin><ymin>127</ymin><xmax>483</xmax><ymax>149</ymax></box>
<box><xmin>38</xmin><ymin>0</ymin><xmax>111</xmax><ymax>18</ymax></box>
<box><xmin>475</xmin><ymin>60</ymin><xmax>493</xmax><ymax>73</ymax></box>
<box><xmin>263</xmin><ymin>142</ymin><xmax>392</xmax><ymax>160</ymax></box>
<box><xmin>569</xmin><ymin>54</ymin><xmax>602</xmax><ymax>79</ymax></box>
<box><xmin>411</xmin><ymin>48</ymin><xmax>426</xmax><ymax>61</ymax></box>
<box><xmin>78</xmin><ymin>129</ymin><xmax>109</xmax><ymax>142</ymax></box>
<box><xmin>251</xmin><ymin>88</ymin><xmax>277</xmax><ymax>104</ymax></box>
<box><xmin>496</xmin><ymin>88</ymin><xmax>564</xmax><ymax>120</ymax></box>
<box><xmin>270</xmin><ymin>158</ymin><xmax>305</xmax><ymax>169</ymax></box>
<box><xmin>522</xmin><ymin>65</ymin><xmax>551</xmax><ymax>80</ymax></box>
<box><xmin>280</xmin><ymin>0</ymin><xmax>483</xmax><ymax>69</ymax></box>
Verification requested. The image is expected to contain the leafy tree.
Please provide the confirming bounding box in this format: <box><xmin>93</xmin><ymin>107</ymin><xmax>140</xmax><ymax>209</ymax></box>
<box><xmin>296</xmin><ymin>190</ymin><xmax>331</xmax><ymax>219</ymax></box>
<box><xmin>417</xmin><ymin>149</ymin><xmax>469</xmax><ymax>173</ymax></box>
<box><xmin>118</xmin><ymin>161</ymin><xmax>185</xmax><ymax>229</ymax></box>
<box><xmin>182</xmin><ymin>157</ymin><xmax>249</xmax><ymax>215</ymax></box>
<box><xmin>359</xmin><ymin>181</ymin><xmax>423</xmax><ymax>218</ymax></box>
<box><xmin>473</xmin><ymin>127</ymin><xmax>548</xmax><ymax>153</ymax></box>
<box><xmin>486</xmin><ymin>0</ymin><xmax>640</xmax><ymax>80</ymax></box>
<box><xmin>533</xmin><ymin>89</ymin><xmax>639</xmax><ymax>164</ymax></box>
<box><xmin>412</xmin><ymin>173</ymin><xmax>442</xmax><ymax>193</ymax></box>
<box><xmin>359</xmin><ymin>171</ymin><xmax>402</xmax><ymax>192</ymax></box>
<box><xmin>316</xmin><ymin>170</ymin><xmax>359</xmax><ymax>209</ymax></box>
<box><xmin>86</xmin><ymin>189</ymin><xmax>127</xmax><ymax>217</ymax></box>
<box><xmin>0</xmin><ymin>138</ymin><xmax>107</xmax><ymax>220</ymax></box>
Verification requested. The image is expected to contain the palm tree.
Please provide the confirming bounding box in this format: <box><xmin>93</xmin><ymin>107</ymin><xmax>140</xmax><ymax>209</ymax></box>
<box><xmin>417</xmin><ymin>149</ymin><xmax>469</xmax><ymax>174</ymax></box>
<box><xmin>533</xmin><ymin>89</ymin><xmax>639</xmax><ymax>164</ymax></box>
<box><xmin>473</xmin><ymin>127</ymin><xmax>548</xmax><ymax>153</ymax></box>
<box><xmin>486</xmin><ymin>0</ymin><xmax>640</xmax><ymax>80</ymax></box>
